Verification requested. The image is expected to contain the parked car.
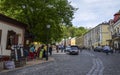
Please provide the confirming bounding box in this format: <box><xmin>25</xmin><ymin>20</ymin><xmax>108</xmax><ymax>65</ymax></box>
<box><xmin>94</xmin><ymin>46</ymin><xmax>103</xmax><ymax>52</ymax></box>
<box><xmin>65</xmin><ymin>46</ymin><xmax>71</xmax><ymax>52</ymax></box>
<box><xmin>67</xmin><ymin>45</ymin><xmax>79</xmax><ymax>55</ymax></box>
<box><xmin>103</xmin><ymin>49</ymin><xmax>114</xmax><ymax>54</ymax></box>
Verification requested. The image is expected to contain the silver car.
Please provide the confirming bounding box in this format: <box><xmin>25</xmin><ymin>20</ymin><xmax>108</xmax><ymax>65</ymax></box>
<box><xmin>65</xmin><ymin>46</ymin><xmax>71</xmax><ymax>52</ymax></box>
<box><xmin>67</xmin><ymin>46</ymin><xmax>79</xmax><ymax>55</ymax></box>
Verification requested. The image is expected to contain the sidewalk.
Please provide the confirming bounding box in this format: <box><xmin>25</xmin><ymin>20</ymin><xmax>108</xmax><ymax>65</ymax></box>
<box><xmin>0</xmin><ymin>56</ymin><xmax>54</xmax><ymax>73</ymax></box>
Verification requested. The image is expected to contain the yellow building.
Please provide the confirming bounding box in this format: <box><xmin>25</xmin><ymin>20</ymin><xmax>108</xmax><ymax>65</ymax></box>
<box><xmin>70</xmin><ymin>38</ymin><xmax>76</xmax><ymax>45</ymax></box>
<box><xmin>84</xmin><ymin>22</ymin><xmax>111</xmax><ymax>49</ymax></box>
<box><xmin>101</xmin><ymin>24</ymin><xmax>112</xmax><ymax>46</ymax></box>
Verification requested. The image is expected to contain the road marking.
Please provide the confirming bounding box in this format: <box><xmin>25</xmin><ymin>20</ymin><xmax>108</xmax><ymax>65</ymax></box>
<box><xmin>98</xmin><ymin>59</ymin><xmax>104</xmax><ymax>75</ymax></box>
<box><xmin>86</xmin><ymin>58</ymin><xmax>104</xmax><ymax>75</ymax></box>
<box><xmin>86</xmin><ymin>59</ymin><xmax>97</xmax><ymax>75</ymax></box>
<box><xmin>92</xmin><ymin>59</ymin><xmax>101</xmax><ymax>75</ymax></box>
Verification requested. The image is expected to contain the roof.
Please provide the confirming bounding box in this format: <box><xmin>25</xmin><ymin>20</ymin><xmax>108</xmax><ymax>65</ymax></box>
<box><xmin>114</xmin><ymin>10</ymin><xmax>120</xmax><ymax>16</ymax></box>
<box><xmin>99</xmin><ymin>22</ymin><xmax>109</xmax><ymax>25</ymax></box>
<box><xmin>0</xmin><ymin>13</ymin><xmax>27</xmax><ymax>29</ymax></box>
<box><xmin>83</xmin><ymin>22</ymin><xmax>109</xmax><ymax>35</ymax></box>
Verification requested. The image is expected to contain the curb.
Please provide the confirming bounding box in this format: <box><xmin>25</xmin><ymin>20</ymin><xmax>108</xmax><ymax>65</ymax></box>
<box><xmin>0</xmin><ymin>57</ymin><xmax>54</xmax><ymax>74</ymax></box>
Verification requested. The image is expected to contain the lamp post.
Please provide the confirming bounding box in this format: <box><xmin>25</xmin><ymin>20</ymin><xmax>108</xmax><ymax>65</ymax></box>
<box><xmin>46</xmin><ymin>25</ymin><xmax>50</xmax><ymax>61</ymax></box>
<box><xmin>64</xmin><ymin>36</ymin><xmax>66</xmax><ymax>49</ymax></box>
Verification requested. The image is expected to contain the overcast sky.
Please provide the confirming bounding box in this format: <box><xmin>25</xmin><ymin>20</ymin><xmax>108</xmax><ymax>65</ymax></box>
<box><xmin>68</xmin><ymin>0</ymin><xmax>120</xmax><ymax>28</ymax></box>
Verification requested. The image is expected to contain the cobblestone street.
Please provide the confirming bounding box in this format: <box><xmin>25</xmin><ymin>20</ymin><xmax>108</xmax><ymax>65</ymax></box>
<box><xmin>0</xmin><ymin>50</ymin><xmax>120</xmax><ymax>75</ymax></box>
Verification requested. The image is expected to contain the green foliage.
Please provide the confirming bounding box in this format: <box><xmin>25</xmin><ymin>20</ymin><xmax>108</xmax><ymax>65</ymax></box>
<box><xmin>75</xmin><ymin>27</ymin><xmax>88</xmax><ymax>37</ymax></box>
<box><xmin>62</xmin><ymin>26</ymin><xmax>88</xmax><ymax>38</ymax></box>
<box><xmin>0</xmin><ymin>0</ymin><xmax>76</xmax><ymax>43</ymax></box>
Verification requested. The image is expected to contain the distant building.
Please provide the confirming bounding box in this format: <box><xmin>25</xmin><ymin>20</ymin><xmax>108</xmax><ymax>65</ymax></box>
<box><xmin>84</xmin><ymin>22</ymin><xmax>111</xmax><ymax>49</ymax></box>
<box><xmin>75</xmin><ymin>36</ymin><xmax>84</xmax><ymax>48</ymax></box>
<box><xmin>70</xmin><ymin>38</ymin><xmax>76</xmax><ymax>45</ymax></box>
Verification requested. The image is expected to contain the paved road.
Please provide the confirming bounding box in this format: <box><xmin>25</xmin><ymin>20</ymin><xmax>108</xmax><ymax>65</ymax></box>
<box><xmin>92</xmin><ymin>50</ymin><xmax>120</xmax><ymax>75</ymax></box>
<box><xmin>0</xmin><ymin>50</ymin><xmax>120</xmax><ymax>75</ymax></box>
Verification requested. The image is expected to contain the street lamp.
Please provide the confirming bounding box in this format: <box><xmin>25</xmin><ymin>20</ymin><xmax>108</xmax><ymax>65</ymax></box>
<box><xmin>47</xmin><ymin>25</ymin><xmax>50</xmax><ymax>29</ymax></box>
<box><xmin>46</xmin><ymin>25</ymin><xmax>50</xmax><ymax>61</ymax></box>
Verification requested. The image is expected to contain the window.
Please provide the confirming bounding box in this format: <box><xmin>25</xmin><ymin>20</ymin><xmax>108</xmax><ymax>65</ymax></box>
<box><xmin>117</xmin><ymin>27</ymin><xmax>119</xmax><ymax>33</ymax></box>
<box><xmin>6</xmin><ymin>30</ymin><xmax>18</xmax><ymax>49</ymax></box>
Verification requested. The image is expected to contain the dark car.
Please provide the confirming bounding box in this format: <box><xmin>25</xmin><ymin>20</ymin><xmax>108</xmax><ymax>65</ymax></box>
<box><xmin>67</xmin><ymin>46</ymin><xmax>79</xmax><ymax>55</ymax></box>
<box><xmin>94</xmin><ymin>46</ymin><xmax>103</xmax><ymax>52</ymax></box>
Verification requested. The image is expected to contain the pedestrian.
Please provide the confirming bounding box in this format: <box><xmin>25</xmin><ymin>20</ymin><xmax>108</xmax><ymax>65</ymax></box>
<box><xmin>43</xmin><ymin>45</ymin><xmax>48</xmax><ymax>60</ymax></box>
<box><xmin>56</xmin><ymin>45</ymin><xmax>59</xmax><ymax>53</ymax></box>
<box><xmin>103</xmin><ymin>45</ymin><xmax>111</xmax><ymax>55</ymax></box>
<box><xmin>23</xmin><ymin>45</ymin><xmax>29</xmax><ymax>60</ymax></box>
<box><xmin>39</xmin><ymin>45</ymin><xmax>44</xmax><ymax>59</ymax></box>
<box><xmin>49</xmin><ymin>45</ymin><xmax>52</xmax><ymax>55</ymax></box>
<box><xmin>29</xmin><ymin>44</ymin><xmax>35</xmax><ymax>60</ymax></box>
<box><xmin>61</xmin><ymin>45</ymin><xmax>64</xmax><ymax>52</ymax></box>
<box><xmin>37</xmin><ymin>46</ymin><xmax>41</xmax><ymax>58</ymax></box>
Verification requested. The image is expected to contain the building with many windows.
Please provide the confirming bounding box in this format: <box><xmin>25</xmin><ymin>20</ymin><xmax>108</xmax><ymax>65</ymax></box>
<box><xmin>109</xmin><ymin>10</ymin><xmax>120</xmax><ymax>50</ymax></box>
<box><xmin>84</xmin><ymin>22</ymin><xmax>111</xmax><ymax>49</ymax></box>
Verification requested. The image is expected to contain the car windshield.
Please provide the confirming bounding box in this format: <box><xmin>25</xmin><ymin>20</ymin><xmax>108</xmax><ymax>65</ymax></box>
<box><xmin>66</xmin><ymin>47</ymin><xmax>71</xmax><ymax>50</ymax></box>
<box><xmin>97</xmin><ymin>46</ymin><xmax>102</xmax><ymax>49</ymax></box>
<box><xmin>71</xmin><ymin>47</ymin><xmax>78</xmax><ymax>50</ymax></box>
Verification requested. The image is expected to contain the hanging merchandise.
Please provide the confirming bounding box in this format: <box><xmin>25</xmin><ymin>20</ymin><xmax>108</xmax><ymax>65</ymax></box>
<box><xmin>19</xmin><ymin>44</ymin><xmax>24</xmax><ymax>57</ymax></box>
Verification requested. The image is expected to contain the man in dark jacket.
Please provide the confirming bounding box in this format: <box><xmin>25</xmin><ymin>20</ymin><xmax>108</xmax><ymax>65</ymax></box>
<box><xmin>49</xmin><ymin>45</ymin><xmax>52</xmax><ymax>55</ymax></box>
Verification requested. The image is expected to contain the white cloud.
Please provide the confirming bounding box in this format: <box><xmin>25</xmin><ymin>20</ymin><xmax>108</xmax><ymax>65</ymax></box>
<box><xmin>74</xmin><ymin>11</ymin><xmax>98</xmax><ymax>21</ymax></box>
<box><xmin>83</xmin><ymin>0</ymin><xmax>102</xmax><ymax>4</ymax></box>
<box><xmin>68</xmin><ymin>0</ymin><xmax>120</xmax><ymax>28</ymax></box>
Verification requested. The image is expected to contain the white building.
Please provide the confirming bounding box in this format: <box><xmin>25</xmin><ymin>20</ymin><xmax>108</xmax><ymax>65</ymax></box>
<box><xmin>0</xmin><ymin>14</ymin><xmax>26</xmax><ymax>58</ymax></box>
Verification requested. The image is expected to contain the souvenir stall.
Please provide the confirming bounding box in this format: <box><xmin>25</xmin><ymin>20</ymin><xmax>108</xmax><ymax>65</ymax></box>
<box><xmin>0</xmin><ymin>14</ymin><xmax>26</xmax><ymax>70</ymax></box>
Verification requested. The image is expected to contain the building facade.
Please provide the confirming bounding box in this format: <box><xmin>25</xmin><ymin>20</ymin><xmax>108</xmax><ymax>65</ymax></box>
<box><xmin>0</xmin><ymin>14</ymin><xmax>25</xmax><ymax>59</ymax></box>
<box><xmin>84</xmin><ymin>23</ymin><xmax>111</xmax><ymax>49</ymax></box>
<box><xmin>110</xmin><ymin>10</ymin><xmax>120</xmax><ymax>50</ymax></box>
<box><xmin>75</xmin><ymin>36</ymin><xmax>84</xmax><ymax>48</ymax></box>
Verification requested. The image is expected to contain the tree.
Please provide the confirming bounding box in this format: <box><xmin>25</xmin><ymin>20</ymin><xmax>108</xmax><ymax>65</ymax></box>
<box><xmin>75</xmin><ymin>27</ymin><xmax>88</xmax><ymax>37</ymax></box>
<box><xmin>0</xmin><ymin>0</ymin><xmax>76</xmax><ymax>43</ymax></box>
<box><xmin>62</xmin><ymin>26</ymin><xmax>88</xmax><ymax>38</ymax></box>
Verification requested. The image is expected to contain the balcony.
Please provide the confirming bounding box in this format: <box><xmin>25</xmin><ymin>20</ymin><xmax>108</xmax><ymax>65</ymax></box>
<box><xmin>112</xmin><ymin>33</ymin><xmax>120</xmax><ymax>39</ymax></box>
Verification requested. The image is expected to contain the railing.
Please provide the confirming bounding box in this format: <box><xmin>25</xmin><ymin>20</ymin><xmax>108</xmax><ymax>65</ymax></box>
<box><xmin>112</xmin><ymin>33</ymin><xmax>120</xmax><ymax>39</ymax></box>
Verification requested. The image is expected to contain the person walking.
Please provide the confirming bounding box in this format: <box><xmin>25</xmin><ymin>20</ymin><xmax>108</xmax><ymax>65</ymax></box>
<box><xmin>23</xmin><ymin>45</ymin><xmax>29</xmax><ymax>61</ymax></box>
<box><xmin>29</xmin><ymin>44</ymin><xmax>35</xmax><ymax>60</ymax></box>
<box><xmin>39</xmin><ymin>45</ymin><xmax>44</xmax><ymax>59</ymax></box>
<box><xmin>37</xmin><ymin>46</ymin><xmax>41</xmax><ymax>58</ymax></box>
<box><xmin>49</xmin><ymin>45</ymin><xmax>52</xmax><ymax>56</ymax></box>
<box><xmin>43</xmin><ymin>45</ymin><xmax>48</xmax><ymax>60</ymax></box>
<box><xmin>56</xmin><ymin>45</ymin><xmax>59</xmax><ymax>53</ymax></box>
